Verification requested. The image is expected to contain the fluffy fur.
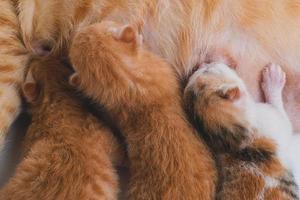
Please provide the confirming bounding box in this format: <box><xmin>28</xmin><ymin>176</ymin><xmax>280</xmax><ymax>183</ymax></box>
<box><xmin>0</xmin><ymin>0</ymin><xmax>30</xmax><ymax>146</ymax></box>
<box><xmin>2</xmin><ymin>0</ymin><xmax>300</xmax><ymax>146</ymax></box>
<box><xmin>184</xmin><ymin>62</ymin><xmax>299</xmax><ymax>199</ymax></box>
<box><xmin>69</xmin><ymin>21</ymin><xmax>217</xmax><ymax>199</ymax></box>
<box><xmin>0</xmin><ymin>59</ymin><xmax>125</xmax><ymax>200</ymax></box>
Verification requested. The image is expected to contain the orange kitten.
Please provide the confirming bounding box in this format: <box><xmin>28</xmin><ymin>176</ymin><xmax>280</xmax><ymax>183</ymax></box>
<box><xmin>69</xmin><ymin>21</ymin><xmax>217</xmax><ymax>199</ymax></box>
<box><xmin>184</xmin><ymin>62</ymin><xmax>299</xmax><ymax>199</ymax></box>
<box><xmin>14</xmin><ymin>0</ymin><xmax>300</xmax><ymax>132</ymax></box>
<box><xmin>0</xmin><ymin>59</ymin><xmax>125</xmax><ymax>200</ymax></box>
<box><xmin>3</xmin><ymin>0</ymin><xmax>300</xmax><ymax>145</ymax></box>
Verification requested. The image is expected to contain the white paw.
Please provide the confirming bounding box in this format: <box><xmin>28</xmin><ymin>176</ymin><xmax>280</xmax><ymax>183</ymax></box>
<box><xmin>261</xmin><ymin>63</ymin><xmax>286</xmax><ymax>103</ymax></box>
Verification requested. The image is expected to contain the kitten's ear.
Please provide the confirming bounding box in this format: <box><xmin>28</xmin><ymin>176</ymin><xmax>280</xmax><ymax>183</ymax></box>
<box><xmin>22</xmin><ymin>71</ymin><xmax>40</xmax><ymax>103</ymax></box>
<box><xmin>218</xmin><ymin>84</ymin><xmax>241</xmax><ymax>101</ymax></box>
<box><xmin>119</xmin><ymin>25</ymin><xmax>136</xmax><ymax>43</ymax></box>
<box><xmin>116</xmin><ymin>25</ymin><xmax>144</xmax><ymax>46</ymax></box>
<box><xmin>69</xmin><ymin>73</ymin><xmax>81</xmax><ymax>87</ymax></box>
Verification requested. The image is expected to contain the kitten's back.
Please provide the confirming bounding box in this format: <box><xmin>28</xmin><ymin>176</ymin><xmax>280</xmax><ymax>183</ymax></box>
<box><xmin>0</xmin><ymin>59</ymin><xmax>124</xmax><ymax>200</ymax></box>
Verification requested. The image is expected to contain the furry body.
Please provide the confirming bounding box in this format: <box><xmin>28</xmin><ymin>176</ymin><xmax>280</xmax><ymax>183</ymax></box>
<box><xmin>69</xmin><ymin>22</ymin><xmax>217</xmax><ymax>200</ymax></box>
<box><xmin>184</xmin><ymin>62</ymin><xmax>299</xmax><ymax>199</ymax></box>
<box><xmin>0</xmin><ymin>59</ymin><xmax>124</xmax><ymax>200</ymax></box>
<box><xmin>0</xmin><ymin>0</ymin><xmax>29</xmax><ymax>145</ymax></box>
<box><xmin>2</xmin><ymin>0</ymin><xmax>300</xmax><ymax>144</ymax></box>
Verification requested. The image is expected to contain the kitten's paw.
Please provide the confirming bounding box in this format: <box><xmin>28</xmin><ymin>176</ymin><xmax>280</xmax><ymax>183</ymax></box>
<box><xmin>261</xmin><ymin>63</ymin><xmax>286</xmax><ymax>104</ymax></box>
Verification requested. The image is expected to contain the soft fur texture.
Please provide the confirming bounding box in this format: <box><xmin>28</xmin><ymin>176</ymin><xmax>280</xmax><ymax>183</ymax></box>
<box><xmin>69</xmin><ymin>21</ymin><xmax>217</xmax><ymax>199</ymax></box>
<box><xmin>0</xmin><ymin>59</ymin><xmax>125</xmax><ymax>200</ymax></box>
<box><xmin>2</xmin><ymin>0</ymin><xmax>300</xmax><ymax>147</ymax></box>
<box><xmin>184</xmin><ymin>62</ymin><xmax>299</xmax><ymax>199</ymax></box>
<box><xmin>0</xmin><ymin>0</ymin><xmax>30</xmax><ymax>146</ymax></box>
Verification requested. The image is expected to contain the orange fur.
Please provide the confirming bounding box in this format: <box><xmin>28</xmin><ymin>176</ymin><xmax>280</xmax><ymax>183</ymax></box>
<box><xmin>0</xmin><ymin>0</ymin><xmax>30</xmax><ymax>147</ymax></box>
<box><xmin>2</xmin><ymin>0</ymin><xmax>300</xmax><ymax>147</ymax></box>
<box><xmin>0</xmin><ymin>59</ymin><xmax>125</xmax><ymax>200</ymax></box>
<box><xmin>70</xmin><ymin>22</ymin><xmax>217</xmax><ymax>199</ymax></box>
<box><xmin>10</xmin><ymin>0</ymin><xmax>300</xmax><ymax>132</ymax></box>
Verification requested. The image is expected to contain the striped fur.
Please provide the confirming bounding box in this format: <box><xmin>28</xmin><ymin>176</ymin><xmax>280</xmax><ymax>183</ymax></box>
<box><xmin>2</xmin><ymin>0</ymin><xmax>300</xmax><ymax>146</ymax></box>
<box><xmin>10</xmin><ymin>0</ymin><xmax>300</xmax><ymax>132</ymax></box>
<box><xmin>0</xmin><ymin>59</ymin><xmax>125</xmax><ymax>200</ymax></box>
<box><xmin>0</xmin><ymin>0</ymin><xmax>29</xmax><ymax>147</ymax></box>
<box><xmin>69</xmin><ymin>22</ymin><xmax>217</xmax><ymax>199</ymax></box>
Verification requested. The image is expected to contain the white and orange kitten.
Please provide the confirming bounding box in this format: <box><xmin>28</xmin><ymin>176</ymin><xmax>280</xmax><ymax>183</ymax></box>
<box><xmin>2</xmin><ymin>0</ymin><xmax>300</xmax><ymax>146</ymax></box>
<box><xmin>184</xmin><ymin>62</ymin><xmax>299</xmax><ymax>199</ymax></box>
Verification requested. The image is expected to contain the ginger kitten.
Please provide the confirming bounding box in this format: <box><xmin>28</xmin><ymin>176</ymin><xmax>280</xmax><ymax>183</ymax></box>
<box><xmin>184</xmin><ymin>62</ymin><xmax>299</xmax><ymax>199</ymax></box>
<box><xmin>3</xmin><ymin>0</ymin><xmax>300</xmax><ymax>147</ymax></box>
<box><xmin>0</xmin><ymin>59</ymin><xmax>125</xmax><ymax>200</ymax></box>
<box><xmin>69</xmin><ymin>21</ymin><xmax>217</xmax><ymax>199</ymax></box>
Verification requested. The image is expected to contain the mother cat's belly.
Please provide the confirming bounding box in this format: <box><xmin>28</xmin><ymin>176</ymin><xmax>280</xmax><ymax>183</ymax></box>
<box><xmin>221</xmin><ymin>52</ymin><xmax>300</xmax><ymax>133</ymax></box>
<box><xmin>144</xmin><ymin>35</ymin><xmax>300</xmax><ymax>132</ymax></box>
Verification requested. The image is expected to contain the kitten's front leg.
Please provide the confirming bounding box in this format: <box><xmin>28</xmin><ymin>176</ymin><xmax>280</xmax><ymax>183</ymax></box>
<box><xmin>261</xmin><ymin>63</ymin><xmax>286</xmax><ymax>113</ymax></box>
<box><xmin>261</xmin><ymin>63</ymin><xmax>293</xmax><ymax>147</ymax></box>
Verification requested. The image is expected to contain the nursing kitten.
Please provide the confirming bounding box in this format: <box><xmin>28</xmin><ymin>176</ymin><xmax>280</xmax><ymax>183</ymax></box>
<box><xmin>184</xmin><ymin>62</ymin><xmax>299</xmax><ymax>199</ymax></box>
<box><xmin>69</xmin><ymin>21</ymin><xmax>217</xmax><ymax>199</ymax></box>
<box><xmin>3</xmin><ymin>0</ymin><xmax>300</xmax><ymax>146</ymax></box>
<box><xmin>0</xmin><ymin>59</ymin><xmax>125</xmax><ymax>200</ymax></box>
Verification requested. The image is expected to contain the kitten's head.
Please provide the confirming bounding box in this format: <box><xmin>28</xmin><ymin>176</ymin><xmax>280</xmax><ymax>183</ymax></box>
<box><xmin>22</xmin><ymin>58</ymin><xmax>72</xmax><ymax>108</ymax></box>
<box><xmin>69</xmin><ymin>21</ymin><xmax>143</xmax><ymax>89</ymax></box>
<box><xmin>184</xmin><ymin>62</ymin><xmax>250</xmax><ymax>152</ymax></box>
<box><xmin>185</xmin><ymin>62</ymin><xmax>247</xmax><ymax>105</ymax></box>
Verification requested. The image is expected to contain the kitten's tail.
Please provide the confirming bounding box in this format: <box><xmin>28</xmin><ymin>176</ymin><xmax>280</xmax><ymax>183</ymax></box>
<box><xmin>0</xmin><ymin>0</ymin><xmax>30</xmax><ymax>147</ymax></box>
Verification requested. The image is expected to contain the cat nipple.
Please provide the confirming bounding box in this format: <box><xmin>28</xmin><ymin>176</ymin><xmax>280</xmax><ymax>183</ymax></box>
<box><xmin>206</xmin><ymin>49</ymin><xmax>238</xmax><ymax>70</ymax></box>
<box><xmin>32</xmin><ymin>39</ymin><xmax>54</xmax><ymax>57</ymax></box>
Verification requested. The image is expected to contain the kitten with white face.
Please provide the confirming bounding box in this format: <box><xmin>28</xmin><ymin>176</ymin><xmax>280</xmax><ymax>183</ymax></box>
<box><xmin>184</xmin><ymin>62</ymin><xmax>299</xmax><ymax>199</ymax></box>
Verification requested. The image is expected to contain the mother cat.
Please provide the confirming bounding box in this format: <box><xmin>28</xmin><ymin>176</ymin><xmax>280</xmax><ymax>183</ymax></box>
<box><xmin>1</xmin><ymin>0</ymin><xmax>300</xmax><ymax>143</ymax></box>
